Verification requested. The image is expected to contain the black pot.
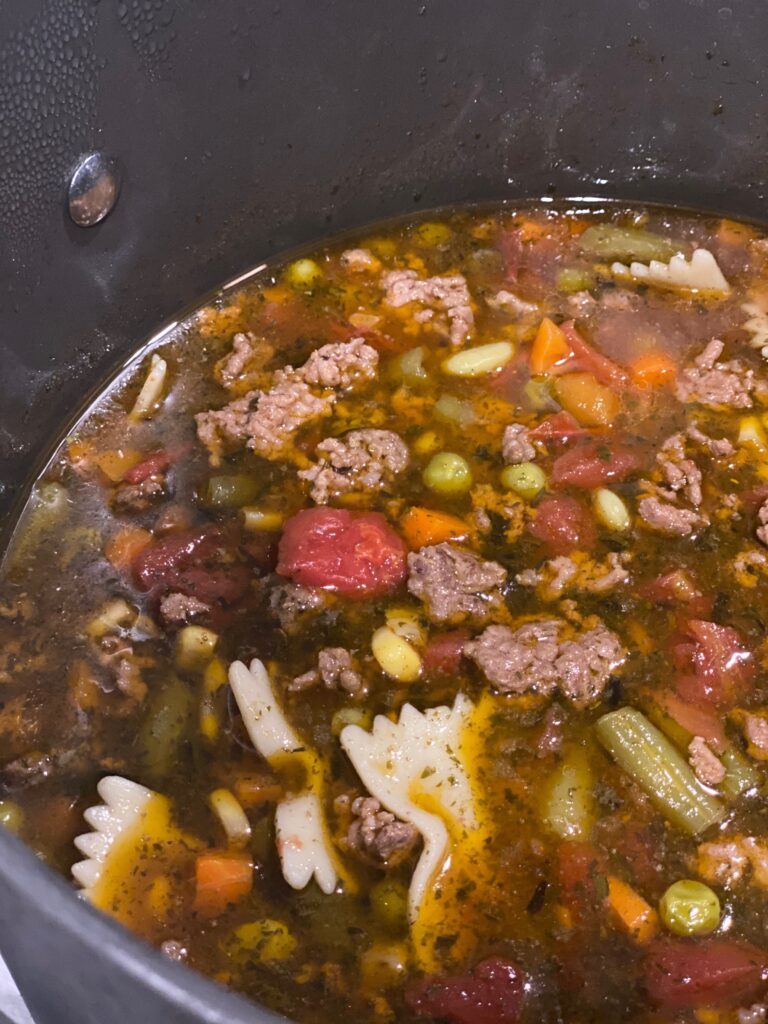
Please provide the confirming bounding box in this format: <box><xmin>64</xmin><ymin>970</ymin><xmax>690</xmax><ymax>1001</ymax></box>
<box><xmin>1</xmin><ymin>2</ymin><xmax>767</xmax><ymax>1021</ymax></box>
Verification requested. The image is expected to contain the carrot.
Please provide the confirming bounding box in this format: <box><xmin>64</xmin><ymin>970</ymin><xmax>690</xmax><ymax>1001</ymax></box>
<box><xmin>530</xmin><ymin>318</ymin><xmax>572</xmax><ymax>375</ymax></box>
<box><xmin>630</xmin><ymin>350</ymin><xmax>677</xmax><ymax>389</ymax></box>
<box><xmin>232</xmin><ymin>775</ymin><xmax>284</xmax><ymax>808</ymax></box>
<box><xmin>194</xmin><ymin>851</ymin><xmax>253</xmax><ymax>915</ymax></box>
<box><xmin>94</xmin><ymin>448</ymin><xmax>142</xmax><ymax>483</ymax></box>
<box><xmin>718</xmin><ymin>218</ymin><xmax>756</xmax><ymax>246</ymax></box>
<box><xmin>606</xmin><ymin>875</ymin><xmax>659</xmax><ymax>945</ymax></box>
<box><xmin>516</xmin><ymin>217</ymin><xmax>549</xmax><ymax>242</ymax></box>
<box><xmin>553</xmin><ymin>372</ymin><xmax>620</xmax><ymax>427</ymax></box>
<box><xmin>104</xmin><ymin>526</ymin><xmax>153</xmax><ymax>573</ymax></box>
<box><xmin>400</xmin><ymin>507</ymin><xmax>470</xmax><ymax>549</ymax></box>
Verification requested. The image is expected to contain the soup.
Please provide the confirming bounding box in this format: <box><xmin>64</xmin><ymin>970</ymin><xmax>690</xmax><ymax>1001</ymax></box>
<box><xmin>3</xmin><ymin>204</ymin><xmax>768</xmax><ymax>1022</ymax></box>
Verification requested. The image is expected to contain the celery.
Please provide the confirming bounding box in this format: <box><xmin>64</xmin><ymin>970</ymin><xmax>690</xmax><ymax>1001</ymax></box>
<box><xmin>720</xmin><ymin>747</ymin><xmax>760</xmax><ymax>799</ymax></box>
<box><xmin>203</xmin><ymin>474</ymin><xmax>261</xmax><ymax>508</ymax></box>
<box><xmin>579</xmin><ymin>224</ymin><xmax>677</xmax><ymax>263</ymax></box>
<box><xmin>595</xmin><ymin>708</ymin><xmax>725</xmax><ymax>835</ymax></box>
<box><xmin>433</xmin><ymin>394</ymin><xmax>476</xmax><ymax>427</ymax></box>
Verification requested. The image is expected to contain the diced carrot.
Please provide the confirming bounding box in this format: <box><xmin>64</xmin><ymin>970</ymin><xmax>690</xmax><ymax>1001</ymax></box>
<box><xmin>516</xmin><ymin>217</ymin><xmax>549</xmax><ymax>242</ymax></box>
<box><xmin>630</xmin><ymin>350</ymin><xmax>677</xmax><ymax>390</ymax></box>
<box><xmin>232</xmin><ymin>775</ymin><xmax>284</xmax><ymax>808</ymax></box>
<box><xmin>399</xmin><ymin>507</ymin><xmax>469</xmax><ymax>549</ymax></box>
<box><xmin>605</xmin><ymin>875</ymin><xmax>659</xmax><ymax>945</ymax></box>
<box><xmin>718</xmin><ymin>218</ymin><xmax>757</xmax><ymax>246</ymax></box>
<box><xmin>194</xmin><ymin>851</ymin><xmax>253</xmax><ymax>915</ymax></box>
<box><xmin>104</xmin><ymin>526</ymin><xmax>153</xmax><ymax>573</ymax></box>
<box><xmin>530</xmin><ymin>318</ymin><xmax>572</xmax><ymax>375</ymax></box>
<box><xmin>93</xmin><ymin>449</ymin><xmax>142</xmax><ymax>483</ymax></box>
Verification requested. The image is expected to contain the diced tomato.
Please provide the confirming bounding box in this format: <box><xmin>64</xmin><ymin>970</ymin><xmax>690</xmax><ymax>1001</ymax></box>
<box><xmin>652</xmin><ymin>691</ymin><xmax>727</xmax><ymax>753</ymax></box>
<box><xmin>536</xmin><ymin>703</ymin><xmax>565</xmax><ymax>757</ymax></box>
<box><xmin>644</xmin><ymin>938</ymin><xmax>767</xmax><ymax>1009</ymax></box>
<box><xmin>276</xmin><ymin>507</ymin><xmax>407</xmax><ymax>598</ymax></box>
<box><xmin>556</xmin><ymin>321</ymin><xmax>630</xmax><ymax>388</ymax></box>
<box><xmin>528</xmin><ymin>411</ymin><xmax>588</xmax><ymax>445</ymax></box>
<box><xmin>638</xmin><ymin>570</ymin><xmax>714</xmax><ymax>618</ymax></box>
<box><xmin>528</xmin><ymin>496</ymin><xmax>596</xmax><ymax>554</ymax></box>
<box><xmin>741</xmin><ymin>484</ymin><xmax>768</xmax><ymax>513</ymax></box>
<box><xmin>551</xmin><ymin>438</ymin><xmax>641</xmax><ymax>489</ymax></box>
<box><xmin>123</xmin><ymin>450</ymin><xmax>172</xmax><ymax>485</ymax></box>
<box><xmin>422</xmin><ymin>630</ymin><xmax>470</xmax><ymax>677</ymax></box>
<box><xmin>556</xmin><ymin>841</ymin><xmax>607</xmax><ymax>925</ymax></box>
<box><xmin>134</xmin><ymin>525</ymin><xmax>250</xmax><ymax>605</ymax></box>
<box><xmin>671</xmin><ymin>619</ymin><xmax>754</xmax><ymax>707</ymax></box>
<box><xmin>405</xmin><ymin>958</ymin><xmax>527</xmax><ymax>1024</ymax></box>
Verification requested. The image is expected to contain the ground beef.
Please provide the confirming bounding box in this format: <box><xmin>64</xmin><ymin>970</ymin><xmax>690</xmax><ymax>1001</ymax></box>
<box><xmin>298</xmin><ymin>429</ymin><xmax>409</xmax><ymax>504</ymax></box>
<box><xmin>195</xmin><ymin>376</ymin><xmax>332</xmax><ymax>465</ymax></box>
<box><xmin>502</xmin><ymin>423</ymin><xmax>536</xmax><ymax>464</ymax></box>
<box><xmin>465</xmin><ymin>621</ymin><xmax>561</xmax><ymax>696</ymax></box>
<box><xmin>676</xmin><ymin>339</ymin><xmax>755</xmax><ymax>408</ymax></box>
<box><xmin>343</xmin><ymin>795</ymin><xmax>418</xmax><ymax>866</ymax></box>
<box><xmin>657</xmin><ymin>434</ymin><xmax>703</xmax><ymax>506</ymax></box>
<box><xmin>686</xmin><ymin>424</ymin><xmax>735</xmax><ymax>457</ymax></box>
<box><xmin>697</xmin><ymin>836</ymin><xmax>768</xmax><ymax>891</ymax></box>
<box><xmin>555</xmin><ymin>624</ymin><xmax>627</xmax><ymax>707</ymax></box>
<box><xmin>266</xmin><ymin>578</ymin><xmax>328</xmax><ymax>631</ymax></box>
<box><xmin>638</xmin><ymin>496</ymin><xmax>707</xmax><ymax>536</ymax></box>
<box><xmin>688</xmin><ymin>736</ymin><xmax>726</xmax><ymax>786</ymax></box>
<box><xmin>467</xmin><ymin>619</ymin><xmax>625</xmax><ymax>706</ymax></box>
<box><xmin>215</xmin><ymin>332</ymin><xmax>274</xmax><ymax>389</ymax></box>
<box><xmin>406</xmin><ymin>543</ymin><xmax>507</xmax><ymax>622</ymax></box>
<box><xmin>159</xmin><ymin>592</ymin><xmax>210</xmax><ymax>625</ymax></box>
<box><xmin>290</xmin><ymin>647</ymin><xmax>363</xmax><ymax>696</ymax></box>
<box><xmin>298</xmin><ymin>338</ymin><xmax>379</xmax><ymax>390</ymax></box>
<box><xmin>486</xmin><ymin>290</ymin><xmax>539</xmax><ymax>317</ymax></box>
<box><xmin>381</xmin><ymin>269</ymin><xmax>474</xmax><ymax>346</ymax></box>
<box><xmin>741</xmin><ymin>712</ymin><xmax>768</xmax><ymax>759</ymax></box>
<box><xmin>112</xmin><ymin>475</ymin><xmax>167</xmax><ymax>513</ymax></box>
<box><xmin>516</xmin><ymin>552</ymin><xmax>630</xmax><ymax>599</ymax></box>
<box><xmin>757</xmin><ymin>500</ymin><xmax>768</xmax><ymax>546</ymax></box>
<box><xmin>340</xmin><ymin>248</ymin><xmax>378</xmax><ymax>272</ymax></box>
<box><xmin>737</xmin><ymin>1005</ymin><xmax>767</xmax><ymax>1024</ymax></box>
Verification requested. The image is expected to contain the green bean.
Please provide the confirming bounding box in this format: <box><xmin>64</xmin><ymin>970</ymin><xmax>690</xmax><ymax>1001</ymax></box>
<box><xmin>423</xmin><ymin>452</ymin><xmax>473</xmax><ymax>495</ymax></box>
<box><xmin>578</xmin><ymin>224</ymin><xmax>677</xmax><ymax>263</ymax></box>
<box><xmin>659</xmin><ymin>879</ymin><xmax>720</xmax><ymax>936</ymax></box>
<box><xmin>595</xmin><ymin>707</ymin><xmax>725</xmax><ymax>835</ymax></box>
<box><xmin>203</xmin><ymin>474</ymin><xmax>261</xmax><ymax>508</ymax></box>
<box><xmin>140</xmin><ymin>674</ymin><xmax>193</xmax><ymax>781</ymax></box>
<box><xmin>541</xmin><ymin>748</ymin><xmax>594</xmax><ymax>840</ymax></box>
<box><xmin>433</xmin><ymin>394</ymin><xmax>476</xmax><ymax>427</ymax></box>
<box><xmin>720</xmin><ymin>747</ymin><xmax>760</xmax><ymax>799</ymax></box>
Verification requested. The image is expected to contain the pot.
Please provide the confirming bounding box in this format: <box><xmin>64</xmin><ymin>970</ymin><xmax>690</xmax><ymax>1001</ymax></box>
<box><xmin>0</xmin><ymin>1</ymin><xmax>766</xmax><ymax>1021</ymax></box>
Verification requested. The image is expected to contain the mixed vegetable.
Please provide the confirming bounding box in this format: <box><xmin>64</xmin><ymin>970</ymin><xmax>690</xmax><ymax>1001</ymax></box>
<box><xmin>4</xmin><ymin>204</ymin><xmax>768</xmax><ymax>1022</ymax></box>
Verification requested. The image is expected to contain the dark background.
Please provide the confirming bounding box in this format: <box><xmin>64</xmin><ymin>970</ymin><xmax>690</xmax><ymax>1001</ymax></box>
<box><xmin>1</xmin><ymin>0</ymin><xmax>767</xmax><ymax>527</ymax></box>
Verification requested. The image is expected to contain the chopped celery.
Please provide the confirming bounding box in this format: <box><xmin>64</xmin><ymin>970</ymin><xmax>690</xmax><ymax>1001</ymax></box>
<box><xmin>433</xmin><ymin>394</ymin><xmax>476</xmax><ymax>427</ymax></box>
<box><xmin>556</xmin><ymin>267</ymin><xmax>595</xmax><ymax>293</ymax></box>
<box><xmin>500</xmin><ymin>462</ymin><xmax>547</xmax><ymax>500</ymax></box>
<box><xmin>541</xmin><ymin>747</ymin><xmax>594</xmax><ymax>840</ymax></box>
<box><xmin>523</xmin><ymin>376</ymin><xmax>557</xmax><ymax>412</ymax></box>
<box><xmin>370</xmin><ymin>877</ymin><xmax>409</xmax><ymax>933</ymax></box>
<box><xmin>0</xmin><ymin>800</ymin><xmax>23</xmax><ymax>834</ymax></box>
<box><xmin>595</xmin><ymin>707</ymin><xmax>725</xmax><ymax>835</ymax></box>
<box><xmin>579</xmin><ymin>224</ymin><xmax>677</xmax><ymax>263</ymax></box>
<box><xmin>203</xmin><ymin>474</ymin><xmax>261</xmax><ymax>508</ymax></box>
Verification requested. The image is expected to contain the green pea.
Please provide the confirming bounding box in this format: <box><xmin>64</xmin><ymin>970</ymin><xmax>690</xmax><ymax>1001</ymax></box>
<box><xmin>370</xmin><ymin>877</ymin><xmax>409</xmax><ymax>933</ymax></box>
<box><xmin>0</xmin><ymin>800</ymin><xmax>23</xmax><ymax>834</ymax></box>
<box><xmin>423</xmin><ymin>452</ymin><xmax>473</xmax><ymax>495</ymax></box>
<box><xmin>500</xmin><ymin>462</ymin><xmax>546</xmax><ymax>500</ymax></box>
<box><xmin>659</xmin><ymin>879</ymin><xmax>720</xmax><ymax>936</ymax></box>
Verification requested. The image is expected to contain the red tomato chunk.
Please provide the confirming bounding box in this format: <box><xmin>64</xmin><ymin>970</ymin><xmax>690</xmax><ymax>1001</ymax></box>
<box><xmin>551</xmin><ymin>438</ymin><xmax>641</xmax><ymax>489</ymax></box>
<box><xmin>277</xmin><ymin>507</ymin><xmax>407</xmax><ymax>598</ymax></box>
<box><xmin>644</xmin><ymin>938</ymin><xmax>767</xmax><ymax>1009</ymax></box>
<box><xmin>123</xmin><ymin>450</ymin><xmax>172</xmax><ymax>484</ymax></box>
<box><xmin>672</xmin><ymin>619</ymin><xmax>754</xmax><ymax>707</ymax></box>
<box><xmin>528</xmin><ymin>411</ymin><xmax>587</xmax><ymax>445</ymax></box>
<box><xmin>406</xmin><ymin>958</ymin><xmax>527</xmax><ymax>1024</ymax></box>
<box><xmin>422</xmin><ymin>630</ymin><xmax>470</xmax><ymax>677</ymax></box>
<box><xmin>133</xmin><ymin>525</ymin><xmax>250</xmax><ymax>604</ymax></box>
<box><xmin>528</xmin><ymin>495</ymin><xmax>596</xmax><ymax>554</ymax></box>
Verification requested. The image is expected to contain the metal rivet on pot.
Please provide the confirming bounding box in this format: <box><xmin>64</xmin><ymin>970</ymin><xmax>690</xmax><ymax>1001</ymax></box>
<box><xmin>67</xmin><ymin>152</ymin><xmax>121</xmax><ymax>227</ymax></box>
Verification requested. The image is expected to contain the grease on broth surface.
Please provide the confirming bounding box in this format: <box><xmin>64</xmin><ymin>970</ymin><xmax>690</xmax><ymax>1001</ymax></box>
<box><xmin>4</xmin><ymin>205</ymin><xmax>768</xmax><ymax>1022</ymax></box>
